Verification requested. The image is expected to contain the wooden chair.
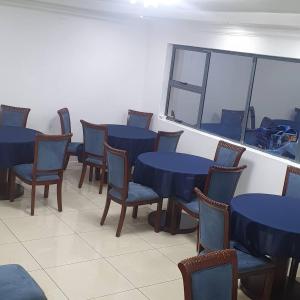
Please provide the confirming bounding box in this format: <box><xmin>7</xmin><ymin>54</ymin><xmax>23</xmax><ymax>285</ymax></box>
<box><xmin>78</xmin><ymin>120</ymin><xmax>107</xmax><ymax>194</ymax></box>
<box><xmin>178</xmin><ymin>249</ymin><xmax>238</xmax><ymax>300</ymax></box>
<box><xmin>9</xmin><ymin>134</ymin><xmax>72</xmax><ymax>216</ymax></box>
<box><xmin>214</xmin><ymin>140</ymin><xmax>246</xmax><ymax>167</ymax></box>
<box><xmin>172</xmin><ymin>165</ymin><xmax>247</xmax><ymax>233</ymax></box>
<box><xmin>155</xmin><ymin>130</ymin><xmax>183</xmax><ymax>152</ymax></box>
<box><xmin>100</xmin><ymin>143</ymin><xmax>163</xmax><ymax>237</ymax></box>
<box><xmin>1</xmin><ymin>104</ymin><xmax>30</xmax><ymax>127</ymax></box>
<box><xmin>127</xmin><ymin>109</ymin><xmax>153</xmax><ymax>129</ymax></box>
<box><xmin>196</xmin><ymin>188</ymin><xmax>275</xmax><ymax>300</ymax></box>
<box><xmin>57</xmin><ymin>108</ymin><xmax>81</xmax><ymax>168</ymax></box>
<box><xmin>282</xmin><ymin>165</ymin><xmax>300</xmax><ymax>281</ymax></box>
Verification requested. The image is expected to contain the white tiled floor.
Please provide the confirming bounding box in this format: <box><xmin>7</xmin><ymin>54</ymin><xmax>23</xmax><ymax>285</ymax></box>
<box><xmin>0</xmin><ymin>162</ymin><xmax>255</xmax><ymax>299</ymax></box>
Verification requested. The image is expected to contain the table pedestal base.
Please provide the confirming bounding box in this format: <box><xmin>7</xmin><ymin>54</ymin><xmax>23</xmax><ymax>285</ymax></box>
<box><xmin>240</xmin><ymin>259</ymin><xmax>300</xmax><ymax>300</ymax></box>
<box><xmin>148</xmin><ymin>210</ymin><xmax>197</xmax><ymax>234</ymax></box>
<box><xmin>0</xmin><ymin>169</ymin><xmax>24</xmax><ymax>201</ymax></box>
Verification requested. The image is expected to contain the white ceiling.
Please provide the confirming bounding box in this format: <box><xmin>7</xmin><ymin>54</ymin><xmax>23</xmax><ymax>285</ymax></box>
<box><xmin>1</xmin><ymin>0</ymin><xmax>300</xmax><ymax>28</ymax></box>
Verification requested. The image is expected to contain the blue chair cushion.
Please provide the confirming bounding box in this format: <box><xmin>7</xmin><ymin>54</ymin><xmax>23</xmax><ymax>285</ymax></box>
<box><xmin>13</xmin><ymin>164</ymin><xmax>60</xmax><ymax>182</ymax></box>
<box><xmin>0</xmin><ymin>264</ymin><xmax>46</xmax><ymax>300</ymax></box>
<box><xmin>109</xmin><ymin>182</ymin><xmax>159</xmax><ymax>202</ymax></box>
<box><xmin>85</xmin><ymin>157</ymin><xmax>103</xmax><ymax>166</ymax></box>
<box><xmin>176</xmin><ymin>197</ymin><xmax>199</xmax><ymax>215</ymax></box>
<box><xmin>67</xmin><ymin>142</ymin><xmax>81</xmax><ymax>154</ymax></box>
<box><xmin>231</xmin><ymin>241</ymin><xmax>270</xmax><ymax>273</ymax></box>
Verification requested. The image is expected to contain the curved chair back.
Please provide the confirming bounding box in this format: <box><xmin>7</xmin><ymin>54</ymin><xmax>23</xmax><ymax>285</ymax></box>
<box><xmin>196</xmin><ymin>188</ymin><xmax>230</xmax><ymax>252</ymax></box>
<box><xmin>282</xmin><ymin>165</ymin><xmax>300</xmax><ymax>197</ymax></box>
<box><xmin>1</xmin><ymin>105</ymin><xmax>30</xmax><ymax>127</ymax></box>
<box><xmin>104</xmin><ymin>143</ymin><xmax>129</xmax><ymax>200</ymax></box>
<box><xmin>33</xmin><ymin>134</ymin><xmax>72</xmax><ymax>176</ymax></box>
<box><xmin>204</xmin><ymin>165</ymin><xmax>247</xmax><ymax>205</ymax></box>
<box><xmin>214</xmin><ymin>140</ymin><xmax>246</xmax><ymax>167</ymax></box>
<box><xmin>178</xmin><ymin>249</ymin><xmax>238</xmax><ymax>300</ymax></box>
<box><xmin>155</xmin><ymin>130</ymin><xmax>183</xmax><ymax>152</ymax></box>
<box><xmin>127</xmin><ymin>109</ymin><xmax>153</xmax><ymax>129</ymax></box>
<box><xmin>81</xmin><ymin>120</ymin><xmax>107</xmax><ymax>160</ymax></box>
<box><xmin>57</xmin><ymin>108</ymin><xmax>71</xmax><ymax>134</ymax></box>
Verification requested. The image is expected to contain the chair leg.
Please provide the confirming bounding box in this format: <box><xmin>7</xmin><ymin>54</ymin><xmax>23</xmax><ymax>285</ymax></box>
<box><xmin>132</xmin><ymin>206</ymin><xmax>138</xmax><ymax>219</ymax></box>
<box><xmin>57</xmin><ymin>181</ymin><xmax>63</xmax><ymax>212</ymax></box>
<box><xmin>116</xmin><ymin>205</ymin><xmax>127</xmax><ymax>237</ymax></box>
<box><xmin>289</xmin><ymin>259</ymin><xmax>299</xmax><ymax>281</ymax></box>
<box><xmin>89</xmin><ymin>167</ymin><xmax>93</xmax><ymax>182</ymax></box>
<box><xmin>261</xmin><ymin>271</ymin><xmax>274</xmax><ymax>300</ymax></box>
<box><xmin>78</xmin><ymin>163</ymin><xmax>87</xmax><ymax>188</ymax></box>
<box><xmin>9</xmin><ymin>171</ymin><xmax>16</xmax><ymax>202</ymax></box>
<box><xmin>155</xmin><ymin>199</ymin><xmax>163</xmax><ymax>233</ymax></box>
<box><xmin>31</xmin><ymin>184</ymin><xmax>36</xmax><ymax>216</ymax></box>
<box><xmin>64</xmin><ymin>153</ymin><xmax>70</xmax><ymax>170</ymax></box>
<box><xmin>44</xmin><ymin>185</ymin><xmax>49</xmax><ymax>198</ymax></box>
<box><xmin>100</xmin><ymin>196</ymin><xmax>111</xmax><ymax>225</ymax></box>
<box><xmin>99</xmin><ymin>166</ymin><xmax>105</xmax><ymax>194</ymax></box>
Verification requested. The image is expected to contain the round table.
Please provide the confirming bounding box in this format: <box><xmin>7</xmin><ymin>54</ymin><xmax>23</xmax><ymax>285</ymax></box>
<box><xmin>77</xmin><ymin>125</ymin><xmax>157</xmax><ymax>166</ymax></box>
<box><xmin>133</xmin><ymin>152</ymin><xmax>214</xmax><ymax>234</ymax></box>
<box><xmin>0</xmin><ymin>126</ymin><xmax>39</xmax><ymax>200</ymax></box>
<box><xmin>231</xmin><ymin>193</ymin><xmax>300</xmax><ymax>300</ymax></box>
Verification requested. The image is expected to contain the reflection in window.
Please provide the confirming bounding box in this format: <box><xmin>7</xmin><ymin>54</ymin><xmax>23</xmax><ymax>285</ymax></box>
<box><xmin>244</xmin><ymin>59</ymin><xmax>300</xmax><ymax>161</ymax></box>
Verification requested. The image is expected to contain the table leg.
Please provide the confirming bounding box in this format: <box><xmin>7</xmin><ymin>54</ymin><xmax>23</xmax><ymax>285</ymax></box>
<box><xmin>148</xmin><ymin>197</ymin><xmax>197</xmax><ymax>234</ymax></box>
<box><xmin>0</xmin><ymin>168</ymin><xmax>24</xmax><ymax>200</ymax></box>
<box><xmin>240</xmin><ymin>258</ymin><xmax>300</xmax><ymax>300</ymax></box>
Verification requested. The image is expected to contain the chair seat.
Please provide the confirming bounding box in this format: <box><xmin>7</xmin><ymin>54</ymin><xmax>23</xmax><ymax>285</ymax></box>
<box><xmin>109</xmin><ymin>182</ymin><xmax>159</xmax><ymax>203</ymax></box>
<box><xmin>13</xmin><ymin>164</ymin><xmax>60</xmax><ymax>182</ymax></box>
<box><xmin>85</xmin><ymin>157</ymin><xmax>104</xmax><ymax>166</ymax></box>
<box><xmin>0</xmin><ymin>264</ymin><xmax>46</xmax><ymax>300</ymax></box>
<box><xmin>231</xmin><ymin>241</ymin><xmax>272</xmax><ymax>273</ymax></box>
<box><xmin>67</xmin><ymin>142</ymin><xmax>81</xmax><ymax>154</ymax></box>
<box><xmin>176</xmin><ymin>197</ymin><xmax>199</xmax><ymax>216</ymax></box>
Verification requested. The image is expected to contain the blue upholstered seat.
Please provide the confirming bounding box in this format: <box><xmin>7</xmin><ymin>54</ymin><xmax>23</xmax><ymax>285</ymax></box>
<box><xmin>214</xmin><ymin>141</ymin><xmax>245</xmax><ymax>167</ymax></box>
<box><xmin>13</xmin><ymin>164</ymin><xmax>60</xmax><ymax>182</ymax></box>
<box><xmin>1</xmin><ymin>111</ymin><xmax>25</xmax><ymax>127</ymax></box>
<box><xmin>176</xmin><ymin>197</ymin><xmax>199</xmax><ymax>215</ymax></box>
<box><xmin>85</xmin><ymin>157</ymin><xmax>103</xmax><ymax>165</ymax></box>
<box><xmin>0</xmin><ymin>264</ymin><xmax>46</xmax><ymax>300</ymax></box>
<box><xmin>109</xmin><ymin>182</ymin><xmax>159</xmax><ymax>202</ymax></box>
<box><xmin>221</xmin><ymin>109</ymin><xmax>244</xmax><ymax>127</ymax></box>
<box><xmin>67</xmin><ymin>142</ymin><xmax>81</xmax><ymax>154</ymax></box>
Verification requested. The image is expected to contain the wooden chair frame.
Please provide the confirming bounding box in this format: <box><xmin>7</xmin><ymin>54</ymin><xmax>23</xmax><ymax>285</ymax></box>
<box><xmin>155</xmin><ymin>130</ymin><xmax>184</xmax><ymax>151</ymax></box>
<box><xmin>78</xmin><ymin>120</ymin><xmax>107</xmax><ymax>194</ymax></box>
<box><xmin>282</xmin><ymin>165</ymin><xmax>300</xmax><ymax>281</ymax></box>
<box><xmin>195</xmin><ymin>188</ymin><xmax>275</xmax><ymax>300</ymax></box>
<box><xmin>178</xmin><ymin>249</ymin><xmax>238</xmax><ymax>300</ymax></box>
<box><xmin>214</xmin><ymin>140</ymin><xmax>246</xmax><ymax>167</ymax></box>
<box><xmin>127</xmin><ymin>109</ymin><xmax>153</xmax><ymax>129</ymax></box>
<box><xmin>100</xmin><ymin>143</ymin><xmax>162</xmax><ymax>237</ymax></box>
<box><xmin>9</xmin><ymin>133</ymin><xmax>72</xmax><ymax>216</ymax></box>
<box><xmin>1</xmin><ymin>104</ymin><xmax>31</xmax><ymax>127</ymax></box>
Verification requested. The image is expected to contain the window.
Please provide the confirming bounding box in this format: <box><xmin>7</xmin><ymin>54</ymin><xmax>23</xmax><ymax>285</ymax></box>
<box><xmin>165</xmin><ymin>45</ymin><xmax>300</xmax><ymax>162</ymax></box>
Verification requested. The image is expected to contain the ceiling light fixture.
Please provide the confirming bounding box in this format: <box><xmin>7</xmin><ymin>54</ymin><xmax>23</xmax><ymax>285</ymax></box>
<box><xmin>129</xmin><ymin>0</ymin><xmax>180</xmax><ymax>8</ymax></box>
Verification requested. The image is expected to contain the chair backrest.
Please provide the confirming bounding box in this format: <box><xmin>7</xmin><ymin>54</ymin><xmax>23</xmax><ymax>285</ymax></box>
<box><xmin>105</xmin><ymin>143</ymin><xmax>129</xmax><ymax>200</ymax></box>
<box><xmin>221</xmin><ymin>109</ymin><xmax>244</xmax><ymax>127</ymax></box>
<box><xmin>214</xmin><ymin>140</ymin><xmax>246</xmax><ymax>167</ymax></box>
<box><xmin>204</xmin><ymin>165</ymin><xmax>247</xmax><ymax>205</ymax></box>
<box><xmin>81</xmin><ymin>120</ymin><xmax>107</xmax><ymax>159</ymax></box>
<box><xmin>196</xmin><ymin>188</ymin><xmax>230</xmax><ymax>252</ymax></box>
<box><xmin>33</xmin><ymin>134</ymin><xmax>72</xmax><ymax>175</ymax></box>
<box><xmin>57</xmin><ymin>108</ymin><xmax>71</xmax><ymax>134</ymax></box>
<box><xmin>178</xmin><ymin>249</ymin><xmax>238</xmax><ymax>300</ymax></box>
<box><xmin>282</xmin><ymin>165</ymin><xmax>300</xmax><ymax>197</ymax></box>
<box><xmin>127</xmin><ymin>109</ymin><xmax>153</xmax><ymax>129</ymax></box>
<box><xmin>1</xmin><ymin>105</ymin><xmax>30</xmax><ymax>127</ymax></box>
<box><xmin>155</xmin><ymin>130</ymin><xmax>183</xmax><ymax>152</ymax></box>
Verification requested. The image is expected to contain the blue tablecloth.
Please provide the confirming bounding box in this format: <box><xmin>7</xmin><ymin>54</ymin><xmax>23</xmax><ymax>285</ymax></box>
<box><xmin>133</xmin><ymin>152</ymin><xmax>214</xmax><ymax>201</ymax></box>
<box><xmin>77</xmin><ymin>125</ymin><xmax>156</xmax><ymax>166</ymax></box>
<box><xmin>0</xmin><ymin>127</ymin><xmax>38</xmax><ymax>168</ymax></box>
<box><xmin>231</xmin><ymin>193</ymin><xmax>300</xmax><ymax>259</ymax></box>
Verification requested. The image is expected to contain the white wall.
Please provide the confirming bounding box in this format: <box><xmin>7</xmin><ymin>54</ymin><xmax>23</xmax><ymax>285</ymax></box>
<box><xmin>142</xmin><ymin>20</ymin><xmax>300</xmax><ymax>195</ymax></box>
<box><xmin>0</xmin><ymin>5</ymin><xmax>148</xmax><ymax>141</ymax></box>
